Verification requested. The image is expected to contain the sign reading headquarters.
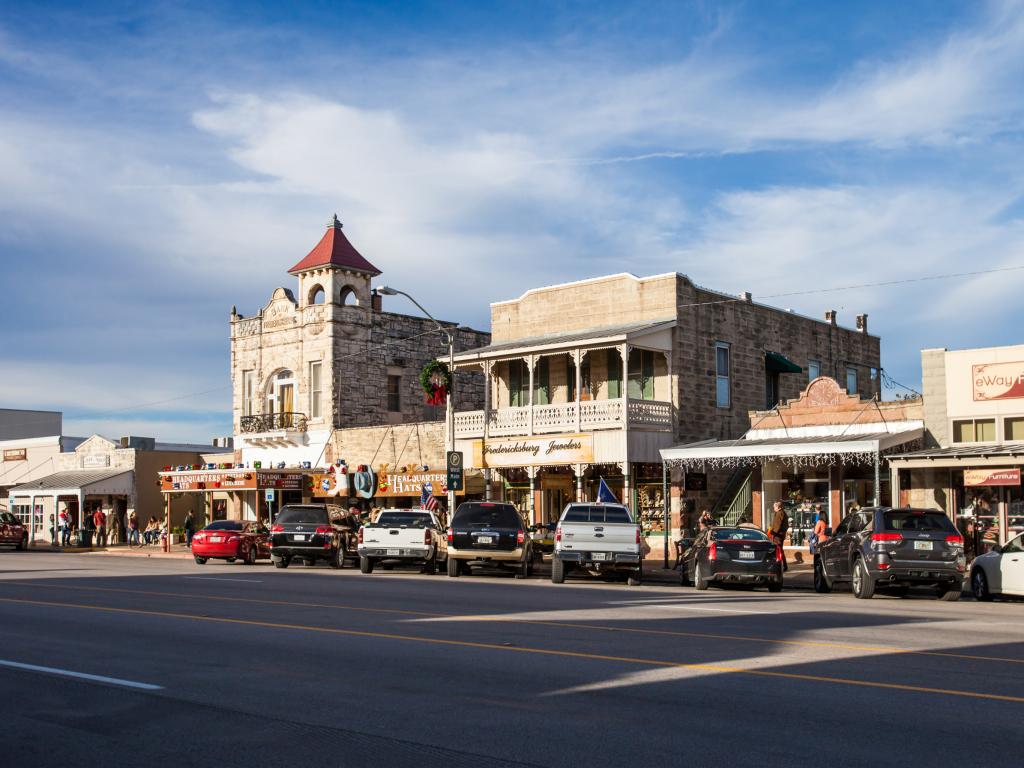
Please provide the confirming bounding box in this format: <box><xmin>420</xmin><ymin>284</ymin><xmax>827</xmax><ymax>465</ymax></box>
<box><xmin>471</xmin><ymin>434</ymin><xmax>595</xmax><ymax>468</ymax></box>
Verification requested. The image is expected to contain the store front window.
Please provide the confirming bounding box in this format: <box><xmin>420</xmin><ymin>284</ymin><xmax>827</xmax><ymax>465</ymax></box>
<box><xmin>763</xmin><ymin>462</ymin><xmax>829</xmax><ymax>545</ymax></box>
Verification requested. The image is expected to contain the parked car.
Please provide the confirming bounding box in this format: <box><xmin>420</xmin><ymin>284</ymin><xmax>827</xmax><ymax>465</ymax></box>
<box><xmin>446</xmin><ymin>502</ymin><xmax>533</xmax><ymax>578</ymax></box>
<box><xmin>192</xmin><ymin>520</ymin><xmax>270</xmax><ymax>565</ymax></box>
<box><xmin>0</xmin><ymin>512</ymin><xmax>28</xmax><ymax>551</ymax></box>
<box><xmin>269</xmin><ymin>504</ymin><xmax>360</xmax><ymax>569</ymax></box>
<box><xmin>970</xmin><ymin>532</ymin><xmax>1024</xmax><ymax>600</ymax></box>
<box><xmin>358</xmin><ymin>508</ymin><xmax>447</xmax><ymax>574</ymax></box>
<box><xmin>551</xmin><ymin>503</ymin><xmax>642</xmax><ymax>585</ymax></box>
<box><xmin>680</xmin><ymin>526</ymin><xmax>782</xmax><ymax>592</ymax></box>
<box><xmin>814</xmin><ymin>507</ymin><xmax>965</xmax><ymax>600</ymax></box>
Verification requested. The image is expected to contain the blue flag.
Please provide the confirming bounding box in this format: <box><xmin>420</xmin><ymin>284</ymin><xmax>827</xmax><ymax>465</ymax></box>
<box><xmin>597</xmin><ymin>477</ymin><xmax>618</xmax><ymax>503</ymax></box>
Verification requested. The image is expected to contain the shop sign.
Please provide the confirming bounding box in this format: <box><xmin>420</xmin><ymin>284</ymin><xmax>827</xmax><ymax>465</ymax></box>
<box><xmin>81</xmin><ymin>454</ymin><xmax>110</xmax><ymax>469</ymax></box>
<box><xmin>162</xmin><ymin>472</ymin><xmax>256</xmax><ymax>492</ymax></box>
<box><xmin>256</xmin><ymin>472</ymin><xmax>304</xmax><ymax>491</ymax></box>
<box><xmin>473</xmin><ymin>434</ymin><xmax>594</xmax><ymax>468</ymax></box>
<box><xmin>964</xmin><ymin>468</ymin><xmax>1021</xmax><ymax>487</ymax></box>
<box><xmin>685</xmin><ymin>473</ymin><xmax>708</xmax><ymax>491</ymax></box>
<box><xmin>3</xmin><ymin>448</ymin><xmax>27</xmax><ymax>461</ymax></box>
<box><xmin>973</xmin><ymin>361</ymin><xmax>1024</xmax><ymax>401</ymax></box>
<box><xmin>378</xmin><ymin>469</ymin><xmax>456</xmax><ymax>497</ymax></box>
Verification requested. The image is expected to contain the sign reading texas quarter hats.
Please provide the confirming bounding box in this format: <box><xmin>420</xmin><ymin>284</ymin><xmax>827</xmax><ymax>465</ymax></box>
<box><xmin>473</xmin><ymin>434</ymin><xmax>594</xmax><ymax>468</ymax></box>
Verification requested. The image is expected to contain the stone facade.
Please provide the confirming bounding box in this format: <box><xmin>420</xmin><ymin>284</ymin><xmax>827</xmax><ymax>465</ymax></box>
<box><xmin>920</xmin><ymin>347</ymin><xmax>949</xmax><ymax>448</ymax></box>
<box><xmin>327</xmin><ymin>420</ymin><xmax>447</xmax><ymax>470</ymax></box>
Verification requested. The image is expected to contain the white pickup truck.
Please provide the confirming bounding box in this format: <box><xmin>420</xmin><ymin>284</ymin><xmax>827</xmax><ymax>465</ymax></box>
<box><xmin>551</xmin><ymin>503</ymin><xmax>643</xmax><ymax>585</ymax></box>
<box><xmin>357</xmin><ymin>509</ymin><xmax>447</xmax><ymax>574</ymax></box>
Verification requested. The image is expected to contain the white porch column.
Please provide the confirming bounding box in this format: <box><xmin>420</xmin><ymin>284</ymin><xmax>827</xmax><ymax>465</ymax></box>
<box><xmin>528</xmin><ymin>355</ymin><xmax>535</xmax><ymax>436</ymax></box>
<box><xmin>621</xmin><ymin>460</ymin><xmax>632</xmax><ymax>513</ymax></box>
<box><xmin>890</xmin><ymin>465</ymin><xmax>901</xmax><ymax>508</ymax></box>
<box><xmin>574</xmin><ymin>350</ymin><xmax>582</xmax><ymax>432</ymax></box>
<box><xmin>76</xmin><ymin>491</ymin><xmax>84</xmax><ymax>544</ymax></box>
<box><xmin>528</xmin><ymin>467</ymin><xmax>537</xmax><ymax>523</ymax></box>
<box><xmin>29</xmin><ymin>495</ymin><xmax>37</xmax><ymax>545</ymax></box>
<box><xmin>574</xmin><ymin>464</ymin><xmax>584</xmax><ymax>502</ymax></box>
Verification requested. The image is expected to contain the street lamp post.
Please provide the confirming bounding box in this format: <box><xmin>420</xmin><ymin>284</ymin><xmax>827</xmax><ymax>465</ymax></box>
<box><xmin>374</xmin><ymin>286</ymin><xmax>457</xmax><ymax>519</ymax></box>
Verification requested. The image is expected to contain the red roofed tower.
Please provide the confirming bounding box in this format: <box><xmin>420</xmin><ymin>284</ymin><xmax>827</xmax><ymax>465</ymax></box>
<box><xmin>290</xmin><ymin>214</ymin><xmax>381</xmax><ymax>309</ymax></box>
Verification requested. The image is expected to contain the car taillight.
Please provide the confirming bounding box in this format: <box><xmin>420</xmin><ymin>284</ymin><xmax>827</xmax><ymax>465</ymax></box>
<box><xmin>774</xmin><ymin>544</ymin><xmax>783</xmax><ymax>562</ymax></box>
<box><xmin>945</xmin><ymin>534</ymin><xmax>964</xmax><ymax>545</ymax></box>
<box><xmin>424</xmin><ymin>528</ymin><xmax>432</xmax><ymax>545</ymax></box>
<box><xmin>635</xmin><ymin>527</ymin><xmax>641</xmax><ymax>545</ymax></box>
<box><xmin>315</xmin><ymin>526</ymin><xmax>332</xmax><ymax>535</ymax></box>
<box><xmin>226</xmin><ymin>535</ymin><xmax>239</xmax><ymax>543</ymax></box>
<box><xmin>555</xmin><ymin>525</ymin><xmax>562</xmax><ymax>543</ymax></box>
<box><xmin>358</xmin><ymin>528</ymin><xmax>364</xmax><ymax>544</ymax></box>
<box><xmin>446</xmin><ymin>528</ymin><xmax>453</xmax><ymax>543</ymax></box>
<box><xmin>872</xmin><ymin>533</ymin><xmax>903</xmax><ymax>543</ymax></box>
<box><xmin>271</xmin><ymin>524</ymin><xmax>284</xmax><ymax>533</ymax></box>
<box><xmin>516</xmin><ymin>530</ymin><xmax>525</xmax><ymax>545</ymax></box>
<box><xmin>709</xmin><ymin>541</ymin><xmax>717</xmax><ymax>561</ymax></box>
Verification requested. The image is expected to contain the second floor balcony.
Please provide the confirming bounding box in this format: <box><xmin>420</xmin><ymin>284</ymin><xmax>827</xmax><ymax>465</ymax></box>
<box><xmin>239</xmin><ymin>412</ymin><xmax>308</xmax><ymax>446</ymax></box>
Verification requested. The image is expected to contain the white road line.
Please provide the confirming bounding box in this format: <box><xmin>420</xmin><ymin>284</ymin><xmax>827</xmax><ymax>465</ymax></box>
<box><xmin>183</xmin><ymin>576</ymin><xmax>263</xmax><ymax>583</ymax></box>
<box><xmin>0</xmin><ymin>659</ymin><xmax>163</xmax><ymax>690</ymax></box>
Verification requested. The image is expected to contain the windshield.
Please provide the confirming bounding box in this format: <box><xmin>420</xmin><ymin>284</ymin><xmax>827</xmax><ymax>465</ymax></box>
<box><xmin>453</xmin><ymin>504</ymin><xmax>522</xmax><ymax>529</ymax></box>
<box><xmin>376</xmin><ymin>512</ymin><xmax>430</xmax><ymax>528</ymax></box>
<box><xmin>203</xmin><ymin>521</ymin><xmax>242</xmax><ymax>531</ymax></box>
<box><xmin>276</xmin><ymin>506</ymin><xmax>329</xmax><ymax>525</ymax></box>
<box><xmin>713</xmin><ymin>528</ymin><xmax>768</xmax><ymax>541</ymax></box>
<box><xmin>883</xmin><ymin>511</ymin><xmax>956</xmax><ymax>533</ymax></box>
<box><xmin>561</xmin><ymin>505</ymin><xmax>634</xmax><ymax>524</ymax></box>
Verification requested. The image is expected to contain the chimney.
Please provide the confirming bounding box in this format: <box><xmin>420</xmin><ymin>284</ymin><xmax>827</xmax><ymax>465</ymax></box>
<box><xmin>371</xmin><ymin>292</ymin><xmax>382</xmax><ymax>312</ymax></box>
<box><xmin>825</xmin><ymin>310</ymin><xmax>837</xmax><ymax>326</ymax></box>
<box><xmin>856</xmin><ymin>313</ymin><xmax>868</xmax><ymax>333</ymax></box>
<box><xmin>739</xmin><ymin>291</ymin><xmax>752</xmax><ymax>303</ymax></box>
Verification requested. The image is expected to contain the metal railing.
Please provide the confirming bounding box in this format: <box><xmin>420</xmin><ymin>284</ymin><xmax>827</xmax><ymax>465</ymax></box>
<box><xmin>239</xmin><ymin>412</ymin><xmax>308</xmax><ymax>433</ymax></box>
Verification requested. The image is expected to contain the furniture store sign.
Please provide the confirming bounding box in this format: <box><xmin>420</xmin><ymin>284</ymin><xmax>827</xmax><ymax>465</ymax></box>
<box><xmin>474</xmin><ymin>434</ymin><xmax>594</xmax><ymax>468</ymax></box>
<box><xmin>964</xmin><ymin>468</ymin><xmax>1021</xmax><ymax>487</ymax></box>
<box><xmin>973</xmin><ymin>361</ymin><xmax>1024</xmax><ymax>401</ymax></box>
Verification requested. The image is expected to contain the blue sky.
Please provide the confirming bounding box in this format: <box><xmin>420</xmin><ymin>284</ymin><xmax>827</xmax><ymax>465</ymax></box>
<box><xmin>3</xmin><ymin>0</ymin><xmax>1024</xmax><ymax>441</ymax></box>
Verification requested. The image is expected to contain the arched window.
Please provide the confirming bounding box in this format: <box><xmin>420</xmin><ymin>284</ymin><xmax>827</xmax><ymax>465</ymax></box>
<box><xmin>308</xmin><ymin>284</ymin><xmax>325</xmax><ymax>305</ymax></box>
<box><xmin>266</xmin><ymin>370</ymin><xmax>296</xmax><ymax>423</ymax></box>
<box><xmin>340</xmin><ymin>285</ymin><xmax>358</xmax><ymax>306</ymax></box>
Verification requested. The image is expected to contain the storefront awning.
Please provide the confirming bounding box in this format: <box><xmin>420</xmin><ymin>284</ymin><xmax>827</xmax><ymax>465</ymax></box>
<box><xmin>9</xmin><ymin>469</ymin><xmax>134</xmax><ymax>497</ymax></box>
<box><xmin>660</xmin><ymin>428</ymin><xmax>924</xmax><ymax>471</ymax></box>
<box><xmin>888</xmin><ymin>443</ymin><xmax>1024</xmax><ymax>469</ymax></box>
<box><xmin>765</xmin><ymin>351</ymin><xmax>802</xmax><ymax>374</ymax></box>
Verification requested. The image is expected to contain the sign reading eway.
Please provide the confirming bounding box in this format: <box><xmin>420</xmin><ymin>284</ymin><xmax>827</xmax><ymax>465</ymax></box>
<box><xmin>973</xmin><ymin>361</ymin><xmax>1024</xmax><ymax>401</ymax></box>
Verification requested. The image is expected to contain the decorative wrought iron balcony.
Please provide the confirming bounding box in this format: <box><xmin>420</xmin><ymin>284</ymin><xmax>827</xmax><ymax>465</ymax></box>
<box><xmin>240</xmin><ymin>412</ymin><xmax>308</xmax><ymax>434</ymax></box>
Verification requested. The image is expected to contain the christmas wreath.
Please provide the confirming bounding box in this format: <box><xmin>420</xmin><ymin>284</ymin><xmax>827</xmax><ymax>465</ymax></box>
<box><xmin>420</xmin><ymin>360</ymin><xmax>451</xmax><ymax>406</ymax></box>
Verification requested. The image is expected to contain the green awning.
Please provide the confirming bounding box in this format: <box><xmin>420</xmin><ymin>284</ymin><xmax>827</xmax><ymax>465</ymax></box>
<box><xmin>765</xmin><ymin>351</ymin><xmax>802</xmax><ymax>374</ymax></box>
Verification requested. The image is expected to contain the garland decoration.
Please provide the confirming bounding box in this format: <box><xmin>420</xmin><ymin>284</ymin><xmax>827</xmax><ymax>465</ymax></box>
<box><xmin>420</xmin><ymin>360</ymin><xmax>451</xmax><ymax>406</ymax></box>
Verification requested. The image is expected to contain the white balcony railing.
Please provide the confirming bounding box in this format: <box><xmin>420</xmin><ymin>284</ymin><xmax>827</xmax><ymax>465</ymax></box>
<box><xmin>453</xmin><ymin>398</ymin><xmax>671</xmax><ymax>439</ymax></box>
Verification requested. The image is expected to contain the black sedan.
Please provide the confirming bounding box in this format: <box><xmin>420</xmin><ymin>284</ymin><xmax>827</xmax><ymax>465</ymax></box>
<box><xmin>680</xmin><ymin>526</ymin><xmax>783</xmax><ymax>592</ymax></box>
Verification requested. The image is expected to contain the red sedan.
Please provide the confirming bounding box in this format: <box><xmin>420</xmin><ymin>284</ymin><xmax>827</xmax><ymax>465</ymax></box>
<box><xmin>0</xmin><ymin>512</ymin><xmax>28</xmax><ymax>550</ymax></box>
<box><xmin>192</xmin><ymin>520</ymin><xmax>270</xmax><ymax>565</ymax></box>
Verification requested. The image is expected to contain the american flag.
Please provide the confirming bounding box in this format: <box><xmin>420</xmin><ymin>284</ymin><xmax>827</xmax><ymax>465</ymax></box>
<box><xmin>421</xmin><ymin>482</ymin><xmax>439</xmax><ymax>512</ymax></box>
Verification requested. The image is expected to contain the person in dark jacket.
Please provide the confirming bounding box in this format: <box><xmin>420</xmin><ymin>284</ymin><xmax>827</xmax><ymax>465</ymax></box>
<box><xmin>184</xmin><ymin>509</ymin><xmax>196</xmax><ymax>549</ymax></box>
<box><xmin>769</xmin><ymin>501</ymin><xmax>790</xmax><ymax>572</ymax></box>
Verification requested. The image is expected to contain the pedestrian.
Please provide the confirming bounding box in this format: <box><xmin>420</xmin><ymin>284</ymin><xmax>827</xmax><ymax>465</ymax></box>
<box><xmin>92</xmin><ymin>506</ymin><xmax>107</xmax><ymax>547</ymax></box>
<box><xmin>127</xmin><ymin>512</ymin><xmax>139</xmax><ymax>547</ymax></box>
<box><xmin>108</xmin><ymin>510</ymin><xmax>122</xmax><ymax>545</ymax></box>
<box><xmin>49</xmin><ymin>513</ymin><xmax>57</xmax><ymax>543</ymax></box>
<box><xmin>698</xmin><ymin>508</ymin><xmax>717</xmax><ymax>531</ymax></box>
<box><xmin>768</xmin><ymin>501</ymin><xmax>790</xmax><ymax>572</ymax></box>
<box><xmin>59</xmin><ymin>508</ymin><xmax>72</xmax><ymax>546</ymax></box>
<box><xmin>184</xmin><ymin>509</ymin><xmax>196</xmax><ymax>549</ymax></box>
<box><xmin>809</xmin><ymin>504</ymin><xmax>827</xmax><ymax>555</ymax></box>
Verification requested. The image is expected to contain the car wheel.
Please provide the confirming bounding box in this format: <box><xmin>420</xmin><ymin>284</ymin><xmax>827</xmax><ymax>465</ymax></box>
<box><xmin>938</xmin><ymin>582</ymin><xmax>963</xmax><ymax>601</ymax></box>
<box><xmin>768</xmin><ymin>577</ymin><xmax>783</xmax><ymax>593</ymax></box>
<box><xmin>244</xmin><ymin>546</ymin><xmax>256</xmax><ymax>565</ymax></box>
<box><xmin>421</xmin><ymin>553</ymin><xmax>438</xmax><ymax>575</ymax></box>
<box><xmin>447</xmin><ymin>556</ymin><xmax>461</xmax><ymax>577</ymax></box>
<box><xmin>273</xmin><ymin>556</ymin><xmax>290</xmax><ymax>569</ymax></box>
<box><xmin>515</xmin><ymin>555</ymin><xmax>530</xmax><ymax>579</ymax></box>
<box><xmin>971</xmin><ymin>569</ymin><xmax>992</xmax><ymax>601</ymax></box>
<box><xmin>852</xmin><ymin>557</ymin><xmax>875</xmax><ymax>599</ymax></box>
<box><xmin>360</xmin><ymin>556</ymin><xmax>374</xmax><ymax>574</ymax></box>
<box><xmin>551</xmin><ymin>557</ymin><xmax>565</xmax><ymax>584</ymax></box>
<box><xmin>694</xmin><ymin>563</ymin><xmax>709</xmax><ymax>591</ymax></box>
<box><xmin>813</xmin><ymin>558</ymin><xmax>832</xmax><ymax>594</ymax></box>
<box><xmin>330</xmin><ymin>545</ymin><xmax>345</xmax><ymax>569</ymax></box>
<box><xmin>627</xmin><ymin>568</ymin><xmax>642</xmax><ymax>587</ymax></box>
<box><xmin>193</xmin><ymin>556</ymin><xmax>208</xmax><ymax>565</ymax></box>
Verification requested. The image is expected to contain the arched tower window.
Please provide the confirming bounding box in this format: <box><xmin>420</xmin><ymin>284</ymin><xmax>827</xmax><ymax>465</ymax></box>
<box><xmin>308</xmin><ymin>284</ymin><xmax>325</xmax><ymax>305</ymax></box>
<box><xmin>266</xmin><ymin>370</ymin><xmax>296</xmax><ymax>424</ymax></box>
<box><xmin>340</xmin><ymin>285</ymin><xmax>358</xmax><ymax>306</ymax></box>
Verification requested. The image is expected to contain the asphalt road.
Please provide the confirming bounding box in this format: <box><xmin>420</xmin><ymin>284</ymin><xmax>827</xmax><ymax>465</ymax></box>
<box><xmin>1</xmin><ymin>551</ymin><xmax>1022</xmax><ymax>768</ymax></box>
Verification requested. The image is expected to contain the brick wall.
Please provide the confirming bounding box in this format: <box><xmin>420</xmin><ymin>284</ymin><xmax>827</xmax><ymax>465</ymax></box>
<box><xmin>329</xmin><ymin>420</ymin><xmax>447</xmax><ymax>470</ymax></box>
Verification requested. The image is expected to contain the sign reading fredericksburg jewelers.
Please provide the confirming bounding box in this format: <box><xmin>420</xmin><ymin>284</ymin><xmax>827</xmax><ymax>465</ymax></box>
<box><xmin>473</xmin><ymin>434</ymin><xmax>594</xmax><ymax>468</ymax></box>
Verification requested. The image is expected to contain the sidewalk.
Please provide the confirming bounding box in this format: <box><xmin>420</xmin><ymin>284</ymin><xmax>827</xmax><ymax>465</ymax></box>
<box><xmin>30</xmin><ymin>542</ymin><xmax>196</xmax><ymax>559</ymax></box>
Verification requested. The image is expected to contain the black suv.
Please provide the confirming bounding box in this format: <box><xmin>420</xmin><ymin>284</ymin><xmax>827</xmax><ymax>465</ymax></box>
<box><xmin>269</xmin><ymin>504</ymin><xmax>360</xmax><ymax>569</ymax></box>
<box><xmin>446</xmin><ymin>502</ymin><xmax>533</xmax><ymax>578</ymax></box>
<box><xmin>814</xmin><ymin>507</ymin><xmax>965</xmax><ymax>600</ymax></box>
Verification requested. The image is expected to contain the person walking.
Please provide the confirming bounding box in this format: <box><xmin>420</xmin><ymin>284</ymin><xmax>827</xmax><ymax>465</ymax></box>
<box><xmin>92</xmin><ymin>506</ymin><xmax>107</xmax><ymax>547</ymax></box>
<box><xmin>127</xmin><ymin>512</ymin><xmax>139</xmax><ymax>547</ymax></box>
<box><xmin>810</xmin><ymin>504</ymin><xmax>828</xmax><ymax>556</ymax></box>
<box><xmin>768</xmin><ymin>501</ymin><xmax>790</xmax><ymax>572</ymax></box>
<box><xmin>59</xmin><ymin>508</ymin><xmax>72</xmax><ymax>546</ymax></box>
<box><xmin>184</xmin><ymin>509</ymin><xmax>196</xmax><ymax>549</ymax></box>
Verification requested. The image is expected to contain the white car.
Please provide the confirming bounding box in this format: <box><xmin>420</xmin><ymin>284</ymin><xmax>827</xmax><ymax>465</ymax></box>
<box><xmin>357</xmin><ymin>509</ymin><xmax>447</xmax><ymax>574</ymax></box>
<box><xmin>970</xmin><ymin>533</ymin><xmax>1024</xmax><ymax>600</ymax></box>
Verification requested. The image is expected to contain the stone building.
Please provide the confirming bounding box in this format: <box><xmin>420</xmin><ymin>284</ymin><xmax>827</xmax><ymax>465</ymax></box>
<box><xmin>451</xmin><ymin>271</ymin><xmax>881</xmax><ymax>537</ymax></box>
<box><xmin>230</xmin><ymin>216</ymin><xmax>490</xmax><ymax>475</ymax></box>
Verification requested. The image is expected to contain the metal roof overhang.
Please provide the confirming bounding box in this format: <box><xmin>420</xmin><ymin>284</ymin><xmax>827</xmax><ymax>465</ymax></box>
<box><xmin>9</xmin><ymin>469</ymin><xmax>134</xmax><ymax>497</ymax></box>
<box><xmin>888</xmin><ymin>445</ymin><xmax>1024</xmax><ymax>469</ymax></box>
<box><xmin>452</xmin><ymin>319</ymin><xmax>676</xmax><ymax>364</ymax></box>
<box><xmin>660</xmin><ymin>428</ymin><xmax>924</xmax><ymax>466</ymax></box>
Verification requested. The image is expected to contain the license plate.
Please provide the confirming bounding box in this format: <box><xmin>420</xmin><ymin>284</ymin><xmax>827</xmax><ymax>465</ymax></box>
<box><xmin>739</xmin><ymin>551</ymin><xmax>756</xmax><ymax>560</ymax></box>
<box><xmin>477</xmin><ymin>536</ymin><xmax>493</xmax><ymax>544</ymax></box>
<box><xmin>386</xmin><ymin>549</ymin><xmax>401</xmax><ymax>556</ymax></box>
<box><xmin>591</xmin><ymin>552</ymin><xmax>607</xmax><ymax>561</ymax></box>
<box><xmin>293</xmin><ymin>534</ymin><xmax>307</xmax><ymax>541</ymax></box>
<box><xmin>211</xmin><ymin>536</ymin><xmax>222</xmax><ymax>543</ymax></box>
<box><xmin>914</xmin><ymin>541</ymin><xmax>933</xmax><ymax>551</ymax></box>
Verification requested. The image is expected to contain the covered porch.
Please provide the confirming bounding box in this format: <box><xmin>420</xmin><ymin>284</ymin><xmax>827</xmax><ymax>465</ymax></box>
<box><xmin>9</xmin><ymin>469</ymin><xmax>134</xmax><ymax>545</ymax></box>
